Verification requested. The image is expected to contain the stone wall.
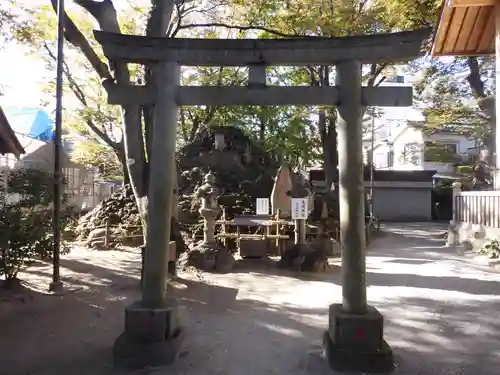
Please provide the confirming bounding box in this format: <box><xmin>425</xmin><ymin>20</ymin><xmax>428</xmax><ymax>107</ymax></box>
<box><xmin>447</xmin><ymin>221</ymin><xmax>500</xmax><ymax>251</ymax></box>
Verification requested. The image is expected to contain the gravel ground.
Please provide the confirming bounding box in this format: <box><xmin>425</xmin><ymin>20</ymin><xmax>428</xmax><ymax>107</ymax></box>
<box><xmin>1</xmin><ymin>223</ymin><xmax>499</xmax><ymax>375</ymax></box>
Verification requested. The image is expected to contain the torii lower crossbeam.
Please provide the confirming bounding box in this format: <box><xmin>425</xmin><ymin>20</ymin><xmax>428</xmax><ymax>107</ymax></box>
<box><xmin>104</xmin><ymin>84</ymin><xmax>412</xmax><ymax>107</ymax></box>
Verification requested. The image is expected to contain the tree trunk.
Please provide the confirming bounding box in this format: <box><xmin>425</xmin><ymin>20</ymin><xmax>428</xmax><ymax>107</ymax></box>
<box><xmin>137</xmin><ymin>0</ymin><xmax>183</xmax><ymax>253</ymax></box>
<box><xmin>120</xmin><ymin>106</ymin><xmax>147</xmax><ymax>219</ymax></box>
<box><xmin>114</xmin><ymin>143</ymin><xmax>130</xmax><ymax>185</ymax></box>
<box><xmin>467</xmin><ymin>57</ymin><xmax>495</xmax><ymax>167</ymax></box>
<box><xmin>318</xmin><ymin>110</ymin><xmax>338</xmax><ymax>189</ymax></box>
<box><xmin>259</xmin><ymin>114</ymin><xmax>265</xmax><ymax>142</ymax></box>
<box><xmin>325</xmin><ymin>113</ymin><xmax>338</xmax><ymax>188</ymax></box>
<box><xmin>315</xmin><ymin>65</ymin><xmax>338</xmax><ymax>189</ymax></box>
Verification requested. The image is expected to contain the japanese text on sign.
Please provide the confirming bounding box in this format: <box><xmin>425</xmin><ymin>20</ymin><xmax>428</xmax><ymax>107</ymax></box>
<box><xmin>256</xmin><ymin>198</ymin><xmax>270</xmax><ymax>215</ymax></box>
<box><xmin>291</xmin><ymin>198</ymin><xmax>308</xmax><ymax>219</ymax></box>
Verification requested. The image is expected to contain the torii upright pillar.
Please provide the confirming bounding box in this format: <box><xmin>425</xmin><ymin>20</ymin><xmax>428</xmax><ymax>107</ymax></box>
<box><xmin>112</xmin><ymin>61</ymin><xmax>184</xmax><ymax>370</ymax></box>
<box><xmin>322</xmin><ymin>60</ymin><xmax>394</xmax><ymax>373</ymax></box>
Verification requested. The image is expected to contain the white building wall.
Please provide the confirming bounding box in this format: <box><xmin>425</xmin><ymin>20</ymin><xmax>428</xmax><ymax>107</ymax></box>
<box><xmin>369</xmin><ymin>124</ymin><xmax>477</xmax><ymax>172</ymax></box>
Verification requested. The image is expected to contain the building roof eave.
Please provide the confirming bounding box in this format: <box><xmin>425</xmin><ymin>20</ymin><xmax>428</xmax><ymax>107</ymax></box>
<box><xmin>0</xmin><ymin>107</ymin><xmax>25</xmax><ymax>159</ymax></box>
<box><xmin>432</xmin><ymin>0</ymin><xmax>497</xmax><ymax>57</ymax></box>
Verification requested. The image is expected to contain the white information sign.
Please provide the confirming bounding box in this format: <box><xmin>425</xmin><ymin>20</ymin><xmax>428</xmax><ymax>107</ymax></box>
<box><xmin>291</xmin><ymin>198</ymin><xmax>308</xmax><ymax>219</ymax></box>
<box><xmin>256</xmin><ymin>198</ymin><xmax>270</xmax><ymax>215</ymax></box>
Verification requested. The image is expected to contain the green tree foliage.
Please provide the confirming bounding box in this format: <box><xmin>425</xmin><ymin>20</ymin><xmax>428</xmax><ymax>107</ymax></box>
<box><xmin>0</xmin><ymin>205</ymin><xmax>52</xmax><ymax>284</ymax></box>
<box><xmin>5</xmin><ymin>168</ymin><xmax>60</xmax><ymax>206</ymax></box>
<box><xmin>229</xmin><ymin>0</ymin><xmax>437</xmax><ymax>185</ymax></box>
<box><xmin>377</xmin><ymin>0</ymin><xmax>493</xmax><ymax>169</ymax></box>
<box><xmin>0</xmin><ymin>0</ymin><xmax>20</xmax><ymax>40</ymax></box>
<box><xmin>178</xmin><ymin>63</ymin><xmax>318</xmax><ymax>168</ymax></box>
<box><xmin>7</xmin><ymin>0</ymin><xmax>446</xmax><ymax>234</ymax></box>
<box><xmin>0</xmin><ymin>168</ymin><xmax>71</xmax><ymax>285</ymax></box>
<box><xmin>373</xmin><ymin>0</ymin><xmax>441</xmax><ymax>30</ymax></box>
<box><xmin>414</xmin><ymin>57</ymin><xmax>493</xmax><ymax>164</ymax></box>
<box><xmin>9</xmin><ymin>2</ymin><xmax>317</xmax><ymax>188</ymax></box>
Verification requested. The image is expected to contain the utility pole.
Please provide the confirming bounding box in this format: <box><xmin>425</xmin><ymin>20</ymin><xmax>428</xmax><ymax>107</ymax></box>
<box><xmin>49</xmin><ymin>0</ymin><xmax>65</xmax><ymax>293</ymax></box>
<box><xmin>370</xmin><ymin>116</ymin><xmax>375</xmax><ymax>218</ymax></box>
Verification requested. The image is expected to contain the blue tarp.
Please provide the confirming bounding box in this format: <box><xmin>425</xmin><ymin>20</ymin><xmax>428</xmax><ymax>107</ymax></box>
<box><xmin>2</xmin><ymin>107</ymin><xmax>55</xmax><ymax>142</ymax></box>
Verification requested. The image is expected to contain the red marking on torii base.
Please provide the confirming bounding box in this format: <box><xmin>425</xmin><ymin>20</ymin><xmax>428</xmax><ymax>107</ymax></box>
<box><xmin>355</xmin><ymin>327</ymin><xmax>366</xmax><ymax>340</ymax></box>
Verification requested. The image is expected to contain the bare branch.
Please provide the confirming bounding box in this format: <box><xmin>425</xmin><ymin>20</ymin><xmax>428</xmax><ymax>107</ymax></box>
<box><xmin>366</xmin><ymin>63</ymin><xmax>387</xmax><ymax>87</ymax></box>
<box><xmin>169</xmin><ymin>2</ymin><xmax>184</xmax><ymax>38</ymax></box>
<box><xmin>83</xmin><ymin>118</ymin><xmax>118</xmax><ymax>149</ymax></box>
<box><xmin>42</xmin><ymin>41</ymin><xmax>117</xmax><ymax>150</ymax></box>
<box><xmin>49</xmin><ymin>0</ymin><xmax>112</xmax><ymax>81</ymax></box>
<box><xmin>374</xmin><ymin>75</ymin><xmax>387</xmax><ymax>87</ymax></box>
<box><xmin>180</xmin><ymin>109</ymin><xmax>188</xmax><ymax>141</ymax></box>
<box><xmin>74</xmin><ymin>0</ymin><xmax>119</xmax><ymax>31</ymax></box>
<box><xmin>146</xmin><ymin>0</ymin><xmax>175</xmax><ymax>37</ymax></box>
<box><xmin>72</xmin><ymin>0</ymin><xmax>131</xmax><ymax>85</ymax></box>
<box><xmin>43</xmin><ymin>42</ymin><xmax>86</xmax><ymax>103</ymax></box>
<box><xmin>467</xmin><ymin>57</ymin><xmax>487</xmax><ymax>99</ymax></box>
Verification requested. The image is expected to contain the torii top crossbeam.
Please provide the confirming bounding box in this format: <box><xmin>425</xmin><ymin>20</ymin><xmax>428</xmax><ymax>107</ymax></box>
<box><xmin>94</xmin><ymin>28</ymin><xmax>431</xmax><ymax>66</ymax></box>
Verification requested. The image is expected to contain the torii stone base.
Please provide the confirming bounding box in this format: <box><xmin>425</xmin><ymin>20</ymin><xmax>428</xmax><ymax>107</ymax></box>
<box><xmin>112</xmin><ymin>300</ymin><xmax>185</xmax><ymax>370</ymax></box>
<box><xmin>323</xmin><ymin>304</ymin><xmax>394</xmax><ymax>373</ymax></box>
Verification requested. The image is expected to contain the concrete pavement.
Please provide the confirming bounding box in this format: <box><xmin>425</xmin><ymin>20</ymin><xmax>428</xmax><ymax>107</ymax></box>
<box><xmin>157</xmin><ymin>222</ymin><xmax>500</xmax><ymax>375</ymax></box>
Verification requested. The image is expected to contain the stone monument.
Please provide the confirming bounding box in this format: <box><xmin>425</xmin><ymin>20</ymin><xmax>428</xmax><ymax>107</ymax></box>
<box><xmin>270</xmin><ymin>164</ymin><xmax>293</xmax><ymax>217</ymax></box>
<box><xmin>278</xmin><ymin>171</ymin><xmax>328</xmax><ymax>272</ymax></box>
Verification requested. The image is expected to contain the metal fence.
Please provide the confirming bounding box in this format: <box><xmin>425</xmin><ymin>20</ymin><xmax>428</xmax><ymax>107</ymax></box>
<box><xmin>454</xmin><ymin>190</ymin><xmax>500</xmax><ymax>228</ymax></box>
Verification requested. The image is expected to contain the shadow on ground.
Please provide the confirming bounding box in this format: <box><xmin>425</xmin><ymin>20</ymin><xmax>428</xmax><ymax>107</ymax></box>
<box><xmin>0</xmin><ymin>223</ymin><xmax>499</xmax><ymax>375</ymax></box>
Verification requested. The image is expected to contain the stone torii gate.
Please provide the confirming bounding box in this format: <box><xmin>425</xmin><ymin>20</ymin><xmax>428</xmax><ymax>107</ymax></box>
<box><xmin>94</xmin><ymin>28</ymin><xmax>430</xmax><ymax>372</ymax></box>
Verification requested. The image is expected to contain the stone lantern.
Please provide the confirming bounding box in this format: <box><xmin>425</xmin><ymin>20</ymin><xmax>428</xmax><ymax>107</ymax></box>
<box><xmin>196</xmin><ymin>172</ymin><xmax>221</xmax><ymax>245</ymax></box>
<box><xmin>214</xmin><ymin>132</ymin><xmax>226</xmax><ymax>151</ymax></box>
<box><xmin>188</xmin><ymin>171</ymin><xmax>235</xmax><ymax>272</ymax></box>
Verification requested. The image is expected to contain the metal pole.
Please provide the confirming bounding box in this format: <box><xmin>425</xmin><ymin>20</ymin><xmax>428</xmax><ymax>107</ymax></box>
<box><xmin>495</xmin><ymin>5</ymin><xmax>500</xmax><ymax>190</ymax></box>
<box><xmin>370</xmin><ymin>116</ymin><xmax>375</xmax><ymax>217</ymax></box>
<box><xmin>49</xmin><ymin>0</ymin><xmax>65</xmax><ymax>292</ymax></box>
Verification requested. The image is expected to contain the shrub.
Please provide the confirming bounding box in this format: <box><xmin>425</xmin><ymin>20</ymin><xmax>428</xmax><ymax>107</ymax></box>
<box><xmin>479</xmin><ymin>238</ymin><xmax>500</xmax><ymax>259</ymax></box>
<box><xmin>0</xmin><ymin>204</ymin><xmax>53</xmax><ymax>281</ymax></box>
<box><xmin>1</xmin><ymin>167</ymin><xmax>61</xmax><ymax>206</ymax></box>
<box><xmin>0</xmin><ymin>168</ymin><xmax>73</xmax><ymax>283</ymax></box>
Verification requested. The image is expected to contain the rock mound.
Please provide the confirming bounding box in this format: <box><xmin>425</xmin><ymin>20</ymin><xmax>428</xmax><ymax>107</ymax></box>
<box><xmin>177</xmin><ymin>125</ymin><xmax>278</xmax><ymax>225</ymax></box>
<box><xmin>76</xmin><ymin>185</ymin><xmax>185</xmax><ymax>253</ymax></box>
<box><xmin>76</xmin><ymin>185</ymin><xmax>142</xmax><ymax>246</ymax></box>
<box><xmin>278</xmin><ymin>244</ymin><xmax>329</xmax><ymax>272</ymax></box>
<box><xmin>178</xmin><ymin>245</ymin><xmax>235</xmax><ymax>273</ymax></box>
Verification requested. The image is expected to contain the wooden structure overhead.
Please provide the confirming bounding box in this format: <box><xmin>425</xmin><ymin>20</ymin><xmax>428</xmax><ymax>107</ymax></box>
<box><xmin>432</xmin><ymin>0</ymin><xmax>499</xmax><ymax>56</ymax></box>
